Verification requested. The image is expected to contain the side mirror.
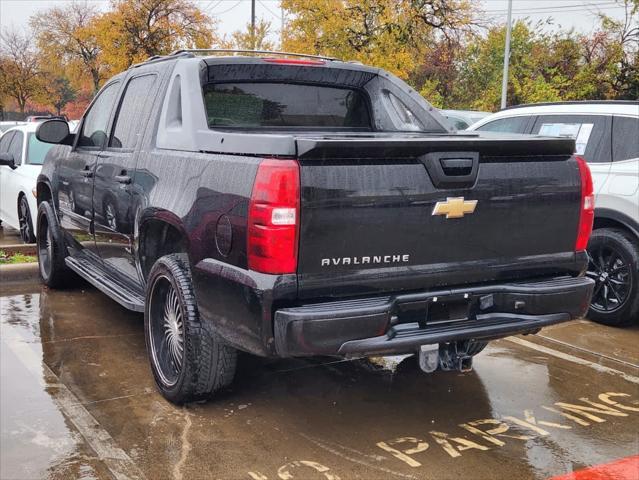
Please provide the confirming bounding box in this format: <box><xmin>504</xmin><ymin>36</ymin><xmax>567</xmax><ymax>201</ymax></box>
<box><xmin>36</xmin><ymin>119</ymin><xmax>73</xmax><ymax>145</ymax></box>
<box><xmin>0</xmin><ymin>152</ymin><xmax>16</xmax><ymax>169</ymax></box>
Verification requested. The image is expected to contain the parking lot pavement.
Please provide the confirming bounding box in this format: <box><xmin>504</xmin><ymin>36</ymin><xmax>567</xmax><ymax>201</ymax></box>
<box><xmin>0</xmin><ymin>226</ymin><xmax>22</xmax><ymax>246</ymax></box>
<box><xmin>1</xmin><ymin>283</ymin><xmax>638</xmax><ymax>480</ymax></box>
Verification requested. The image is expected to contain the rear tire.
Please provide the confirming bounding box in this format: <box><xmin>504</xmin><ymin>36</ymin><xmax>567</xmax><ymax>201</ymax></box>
<box><xmin>586</xmin><ymin>228</ymin><xmax>639</xmax><ymax>327</ymax></box>
<box><xmin>144</xmin><ymin>254</ymin><xmax>237</xmax><ymax>404</ymax></box>
<box><xmin>37</xmin><ymin>201</ymin><xmax>73</xmax><ymax>288</ymax></box>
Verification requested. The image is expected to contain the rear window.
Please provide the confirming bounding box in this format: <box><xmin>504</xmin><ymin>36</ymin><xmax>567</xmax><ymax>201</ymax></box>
<box><xmin>203</xmin><ymin>83</ymin><xmax>372</xmax><ymax>129</ymax></box>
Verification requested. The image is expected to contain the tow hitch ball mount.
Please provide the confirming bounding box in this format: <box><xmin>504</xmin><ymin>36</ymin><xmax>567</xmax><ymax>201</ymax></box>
<box><xmin>418</xmin><ymin>342</ymin><xmax>474</xmax><ymax>373</ymax></box>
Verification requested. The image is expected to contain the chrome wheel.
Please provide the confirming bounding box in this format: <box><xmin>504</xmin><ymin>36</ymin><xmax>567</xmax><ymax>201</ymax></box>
<box><xmin>18</xmin><ymin>197</ymin><xmax>33</xmax><ymax>243</ymax></box>
<box><xmin>149</xmin><ymin>276</ymin><xmax>184</xmax><ymax>386</ymax></box>
<box><xmin>586</xmin><ymin>245</ymin><xmax>631</xmax><ymax>313</ymax></box>
<box><xmin>38</xmin><ymin>217</ymin><xmax>52</xmax><ymax>278</ymax></box>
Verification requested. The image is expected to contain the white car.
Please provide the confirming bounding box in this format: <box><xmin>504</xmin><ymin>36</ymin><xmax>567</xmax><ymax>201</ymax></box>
<box><xmin>469</xmin><ymin>101</ymin><xmax>639</xmax><ymax>326</ymax></box>
<box><xmin>0</xmin><ymin>121</ymin><xmax>26</xmax><ymax>134</ymax></box>
<box><xmin>0</xmin><ymin>123</ymin><xmax>56</xmax><ymax>243</ymax></box>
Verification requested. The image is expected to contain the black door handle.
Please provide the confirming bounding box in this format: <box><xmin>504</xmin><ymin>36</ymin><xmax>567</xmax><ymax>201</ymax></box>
<box><xmin>115</xmin><ymin>174</ymin><xmax>131</xmax><ymax>184</ymax></box>
<box><xmin>440</xmin><ymin>158</ymin><xmax>474</xmax><ymax>176</ymax></box>
<box><xmin>80</xmin><ymin>166</ymin><xmax>93</xmax><ymax>178</ymax></box>
<box><xmin>420</xmin><ymin>152</ymin><xmax>479</xmax><ymax>189</ymax></box>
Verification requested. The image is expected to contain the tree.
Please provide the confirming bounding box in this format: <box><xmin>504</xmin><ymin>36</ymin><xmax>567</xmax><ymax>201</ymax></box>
<box><xmin>30</xmin><ymin>1</ymin><xmax>106</xmax><ymax>93</ymax></box>
<box><xmin>595</xmin><ymin>0</ymin><xmax>639</xmax><ymax>99</ymax></box>
<box><xmin>47</xmin><ymin>77</ymin><xmax>78</xmax><ymax>115</ymax></box>
<box><xmin>0</xmin><ymin>30</ymin><xmax>45</xmax><ymax>113</ymax></box>
<box><xmin>281</xmin><ymin>0</ymin><xmax>479</xmax><ymax>80</ymax></box>
<box><xmin>93</xmin><ymin>0</ymin><xmax>217</xmax><ymax>72</ymax></box>
<box><xmin>222</xmin><ymin>19</ymin><xmax>276</xmax><ymax>51</ymax></box>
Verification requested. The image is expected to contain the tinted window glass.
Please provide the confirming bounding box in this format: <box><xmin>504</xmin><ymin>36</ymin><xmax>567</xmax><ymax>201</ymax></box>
<box><xmin>203</xmin><ymin>83</ymin><xmax>371</xmax><ymax>129</ymax></box>
<box><xmin>446</xmin><ymin>115</ymin><xmax>469</xmax><ymax>130</ymax></box>
<box><xmin>476</xmin><ymin>116</ymin><xmax>531</xmax><ymax>133</ymax></box>
<box><xmin>612</xmin><ymin>116</ymin><xmax>639</xmax><ymax>161</ymax></box>
<box><xmin>110</xmin><ymin>75</ymin><xmax>157</xmax><ymax>149</ymax></box>
<box><xmin>0</xmin><ymin>131</ymin><xmax>15</xmax><ymax>152</ymax></box>
<box><xmin>26</xmin><ymin>133</ymin><xmax>54</xmax><ymax>165</ymax></box>
<box><xmin>78</xmin><ymin>82</ymin><xmax>120</xmax><ymax>148</ymax></box>
<box><xmin>531</xmin><ymin>115</ymin><xmax>611</xmax><ymax>163</ymax></box>
<box><xmin>8</xmin><ymin>131</ymin><xmax>23</xmax><ymax>164</ymax></box>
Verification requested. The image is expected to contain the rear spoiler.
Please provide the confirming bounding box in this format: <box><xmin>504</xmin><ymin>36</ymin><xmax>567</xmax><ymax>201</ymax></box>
<box><xmin>296</xmin><ymin>134</ymin><xmax>576</xmax><ymax>160</ymax></box>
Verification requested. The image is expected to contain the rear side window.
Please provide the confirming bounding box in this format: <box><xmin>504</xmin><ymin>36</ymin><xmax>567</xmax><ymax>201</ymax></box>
<box><xmin>531</xmin><ymin>115</ymin><xmax>611</xmax><ymax>163</ymax></box>
<box><xmin>612</xmin><ymin>116</ymin><xmax>639</xmax><ymax>161</ymax></box>
<box><xmin>109</xmin><ymin>74</ymin><xmax>157</xmax><ymax>149</ymax></box>
<box><xmin>202</xmin><ymin>83</ymin><xmax>372</xmax><ymax>129</ymax></box>
<box><xmin>475</xmin><ymin>116</ymin><xmax>532</xmax><ymax>133</ymax></box>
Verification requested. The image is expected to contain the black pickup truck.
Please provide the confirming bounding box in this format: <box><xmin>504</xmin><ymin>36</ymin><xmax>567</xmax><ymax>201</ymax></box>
<box><xmin>33</xmin><ymin>51</ymin><xmax>594</xmax><ymax>404</ymax></box>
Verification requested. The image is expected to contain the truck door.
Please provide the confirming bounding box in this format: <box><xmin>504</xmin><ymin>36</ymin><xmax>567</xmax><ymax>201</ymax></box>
<box><xmin>58</xmin><ymin>81</ymin><xmax>120</xmax><ymax>256</ymax></box>
<box><xmin>93</xmin><ymin>73</ymin><xmax>159</xmax><ymax>282</ymax></box>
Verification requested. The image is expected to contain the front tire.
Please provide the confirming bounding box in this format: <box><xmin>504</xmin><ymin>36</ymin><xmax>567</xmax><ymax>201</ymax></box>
<box><xmin>37</xmin><ymin>201</ymin><xmax>73</xmax><ymax>288</ymax></box>
<box><xmin>586</xmin><ymin>228</ymin><xmax>639</xmax><ymax>327</ymax></box>
<box><xmin>144</xmin><ymin>254</ymin><xmax>237</xmax><ymax>404</ymax></box>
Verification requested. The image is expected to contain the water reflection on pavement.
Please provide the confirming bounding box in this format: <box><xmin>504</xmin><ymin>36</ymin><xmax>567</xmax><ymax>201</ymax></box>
<box><xmin>1</xmin><ymin>284</ymin><xmax>638</xmax><ymax>480</ymax></box>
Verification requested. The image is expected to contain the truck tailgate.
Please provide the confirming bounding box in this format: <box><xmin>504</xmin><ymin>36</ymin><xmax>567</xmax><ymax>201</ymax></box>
<box><xmin>295</xmin><ymin>134</ymin><xmax>582</xmax><ymax>299</ymax></box>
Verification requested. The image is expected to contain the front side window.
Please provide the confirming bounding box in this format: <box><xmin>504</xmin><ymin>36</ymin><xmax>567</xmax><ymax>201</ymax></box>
<box><xmin>26</xmin><ymin>133</ymin><xmax>54</xmax><ymax>165</ymax></box>
<box><xmin>203</xmin><ymin>82</ymin><xmax>372</xmax><ymax>129</ymax></box>
<box><xmin>110</xmin><ymin>74</ymin><xmax>157</xmax><ymax>149</ymax></box>
<box><xmin>0</xmin><ymin>131</ymin><xmax>14</xmax><ymax>152</ymax></box>
<box><xmin>476</xmin><ymin>116</ymin><xmax>532</xmax><ymax>134</ymax></box>
<box><xmin>7</xmin><ymin>131</ymin><xmax>23</xmax><ymax>164</ymax></box>
<box><xmin>78</xmin><ymin>82</ymin><xmax>120</xmax><ymax>148</ymax></box>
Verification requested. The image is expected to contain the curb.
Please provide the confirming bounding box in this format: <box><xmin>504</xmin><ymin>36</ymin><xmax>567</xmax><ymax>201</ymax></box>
<box><xmin>0</xmin><ymin>243</ymin><xmax>37</xmax><ymax>256</ymax></box>
<box><xmin>0</xmin><ymin>262</ymin><xmax>39</xmax><ymax>284</ymax></box>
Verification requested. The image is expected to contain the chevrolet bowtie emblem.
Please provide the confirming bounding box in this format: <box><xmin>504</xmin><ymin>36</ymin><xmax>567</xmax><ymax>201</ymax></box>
<box><xmin>432</xmin><ymin>197</ymin><xmax>478</xmax><ymax>219</ymax></box>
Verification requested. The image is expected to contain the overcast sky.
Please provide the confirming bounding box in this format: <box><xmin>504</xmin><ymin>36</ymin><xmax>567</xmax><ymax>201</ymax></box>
<box><xmin>0</xmin><ymin>0</ymin><xmax>631</xmax><ymax>43</ymax></box>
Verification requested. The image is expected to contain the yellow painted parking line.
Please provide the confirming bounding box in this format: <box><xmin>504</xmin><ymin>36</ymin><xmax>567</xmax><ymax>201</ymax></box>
<box><xmin>506</xmin><ymin>337</ymin><xmax>639</xmax><ymax>384</ymax></box>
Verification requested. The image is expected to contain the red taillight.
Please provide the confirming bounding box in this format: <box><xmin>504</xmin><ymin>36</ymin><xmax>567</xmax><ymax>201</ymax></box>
<box><xmin>263</xmin><ymin>58</ymin><xmax>325</xmax><ymax>66</ymax></box>
<box><xmin>575</xmin><ymin>155</ymin><xmax>594</xmax><ymax>251</ymax></box>
<box><xmin>247</xmin><ymin>159</ymin><xmax>300</xmax><ymax>274</ymax></box>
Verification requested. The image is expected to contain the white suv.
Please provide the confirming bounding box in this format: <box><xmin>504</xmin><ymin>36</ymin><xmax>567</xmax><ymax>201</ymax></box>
<box><xmin>469</xmin><ymin>101</ymin><xmax>639</xmax><ymax>326</ymax></box>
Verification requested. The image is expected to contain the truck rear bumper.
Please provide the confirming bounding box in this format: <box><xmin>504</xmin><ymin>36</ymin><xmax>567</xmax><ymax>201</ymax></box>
<box><xmin>274</xmin><ymin>276</ymin><xmax>594</xmax><ymax>357</ymax></box>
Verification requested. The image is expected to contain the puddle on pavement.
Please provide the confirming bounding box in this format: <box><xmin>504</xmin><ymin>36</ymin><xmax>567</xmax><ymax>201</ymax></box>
<box><xmin>0</xmin><ymin>291</ymin><xmax>113</xmax><ymax>480</ymax></box>
<box><xmin>1</xmin><ymin>286</ymin><xmax>639</xmax><ymax>480</ymax></box>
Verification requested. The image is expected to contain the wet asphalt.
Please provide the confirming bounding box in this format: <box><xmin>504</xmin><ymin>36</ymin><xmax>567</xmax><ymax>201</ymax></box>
<box><xmin>0</xmin><ymin>227</ymin><xmax>22</xmax><ymax>247</ymax></box>
<box><xmin>1</xmin><ymin>278</ymin><xmax>638</xmax><ymax>479</ymax></box>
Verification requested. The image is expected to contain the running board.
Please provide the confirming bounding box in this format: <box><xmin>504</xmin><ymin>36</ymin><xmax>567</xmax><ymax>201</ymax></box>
<box><xmin>65</xmin><ymin>253</ymin><xmax>145</xmax><ymax>312</ymax></box>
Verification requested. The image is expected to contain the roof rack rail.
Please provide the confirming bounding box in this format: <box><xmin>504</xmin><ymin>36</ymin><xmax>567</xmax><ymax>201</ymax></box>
<box><xmin>169</xmin><ymin>48</ymin><xmax>338</xmax><ymax>61</ymax></box>
<box><xmin>503</xmin><ymin>100</ymin><xmax>639</xmax><ymax>110</ymax></box>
